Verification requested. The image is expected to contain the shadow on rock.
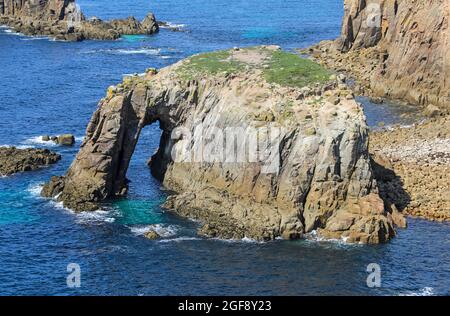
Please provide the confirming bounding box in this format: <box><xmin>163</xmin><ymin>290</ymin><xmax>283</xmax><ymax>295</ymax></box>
<box><xmin>371</xmin><ymin>154</ymin><xmax>410</xmax><ymax>228</ymax></box>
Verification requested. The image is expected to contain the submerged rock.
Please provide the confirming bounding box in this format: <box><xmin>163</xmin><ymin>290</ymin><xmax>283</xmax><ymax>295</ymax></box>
<box><xmin>42</xmin><ymin>46</ymin><xmax>396</xmax><ymax>243</ymax></box>
<box><xmin>0</xmin><ymin>0</ymin><xmax>159</xmax><ymax>41</ymax></box>
<box><xmin>0</xmin><ymin>147</ymin><xmax>61</xmax><ymax>176</ymax></box>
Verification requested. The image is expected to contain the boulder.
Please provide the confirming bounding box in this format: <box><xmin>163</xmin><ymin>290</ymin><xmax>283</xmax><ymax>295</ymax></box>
<box><xmin>57</xmin><ymin>134</ymin><xmax>75</xmax><ymax>146</ymax></box>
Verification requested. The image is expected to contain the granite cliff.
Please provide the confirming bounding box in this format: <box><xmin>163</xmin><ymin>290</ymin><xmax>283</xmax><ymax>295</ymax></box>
<box><xmin>42</xmin><ymin>47</ymin><xmax>401</xmax><ymax>243</ymax></box>
<box><xmin>0</xmin><ymin>0</ymin><xmax>158</xmax><ymax>41</ymax></box>
<box><xmin>308</xmin><ymin>0</ymin><xmax>449</xmax><ymax>109</ymax></box>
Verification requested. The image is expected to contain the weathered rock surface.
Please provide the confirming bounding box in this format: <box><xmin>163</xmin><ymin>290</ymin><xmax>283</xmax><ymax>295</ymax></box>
<box><xmin>0</xmin><ymin>147</ymin><xmax>61</xmax><ymax>176</ymax></box>
<box><xmin>0</xmin><ymin>0</ymin><xmax>159</xmax><ymax>41</ymax></box>
<box><xmin>370</xmin><ymin>115</ymin><xmax>450</xmax><ymax>222</ymax></box>
<box><xmin>307</xmin><ymin>0</ymin><xmax>449</xmax><ymax>109</ymax></box>
<box><xmin>144</xmin><ymin>230</ymin><xmax>161</xmax><ymax>240</ymax></box>
<box><xmin>42</xmin><ymin>47</ymin><xmax>396</xmax><ymax>243</ymax></box>
<box><xmin>57</xmin><ymin>134</ymin><xmax>75</xmax><ymax>146</ymax></box>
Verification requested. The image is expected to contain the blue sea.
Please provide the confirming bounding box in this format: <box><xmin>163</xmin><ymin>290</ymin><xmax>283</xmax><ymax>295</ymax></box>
<box><xmin>0</xmin><ymin>0</ymin><xmax>448</xmax><ymax>295</ymax></box>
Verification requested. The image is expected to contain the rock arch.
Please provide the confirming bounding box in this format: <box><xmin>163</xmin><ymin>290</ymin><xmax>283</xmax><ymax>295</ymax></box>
<box><xmin>43</xmin><ymin>49</ymin><xmax>397</xmax><ymax>243</ymax></box>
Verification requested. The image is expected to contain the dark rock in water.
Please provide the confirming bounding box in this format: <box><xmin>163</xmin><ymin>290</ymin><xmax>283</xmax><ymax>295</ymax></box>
<box><xmin>0</xmin><ymin>147</ymin><xmax>61</xmax><ymax>176</ymax></box>
<box><xmin>57</xmin><ymin>134</ymin><xmax>75</xmax><ymax>146</ymax></box>
<box><xmin>42</xmin><ymin>135</ymin><xmax>50</xmax><ymax>142</ymax></box>
<box><xmin>0</xmin><ymin>0</ymin><xmax>159</xmax><ymax>41</ymax></box>
<box><xmin>42</xmin><ymin>47</ymin><xmax>396</xmax><ymax>244</ymax></box>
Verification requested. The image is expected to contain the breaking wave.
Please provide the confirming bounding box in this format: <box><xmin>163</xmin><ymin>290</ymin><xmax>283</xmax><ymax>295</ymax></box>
<box><xmin>398</xmin><ymin>287</ymin><xmax>434</xmax><ymax>296</ymax></box>
<box><xmin>158</xmin><ymin>237</ymin><xmax>202</xmax><ymax>243</ymax></box>
<box><xmin>83</xmin><ymin>47</ymin><xmax>161</xmax><ymax>56</ymax></box>
<box><xmin>129</xmin><ymin>224</ymin><xmax>179</xmax><ymax>238</ymax></box>
<box><xmin>26</xmin><ymin>183</ymin><xmax>44</xmax><ymax>197</ymax></box>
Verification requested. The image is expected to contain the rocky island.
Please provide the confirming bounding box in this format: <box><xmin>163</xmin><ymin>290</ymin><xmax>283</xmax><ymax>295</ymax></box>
<box><xmin>0</xmin><ymin>0</ymin><xmax>158</xmax><ymax>41</ymax></box>
<box><xmin>0</xmin><ymin>147</ymin><xmax>60</xmax><ymax>176</ymax></box>
<box><xmin>42</xmin><ymin>46</ymin><xmax>405</xmax><ymax>244</ymax></box>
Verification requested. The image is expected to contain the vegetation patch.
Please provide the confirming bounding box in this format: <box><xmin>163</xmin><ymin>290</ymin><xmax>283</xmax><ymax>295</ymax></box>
<box><xmin>264</xmin><ymin>51</ymin><xmax>331</xmax><ymax>88</ymax></box>
<box><xmin>177</xmin><ymin>50</ymin><xmax>244</xmax><ymax>81</ymax></box>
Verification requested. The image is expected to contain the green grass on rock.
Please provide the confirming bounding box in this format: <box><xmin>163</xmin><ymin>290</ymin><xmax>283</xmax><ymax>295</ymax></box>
<box><xmin>264</xmin><ymin>50</ymin><xmax>331</xmax><ymax>88</ymax></box>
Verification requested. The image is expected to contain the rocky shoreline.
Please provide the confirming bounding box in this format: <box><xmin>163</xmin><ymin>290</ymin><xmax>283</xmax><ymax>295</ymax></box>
<box><xmin>302</xmin><ymin>0</ymin><xmax>449</xmax><ymax>224</ymax></box>
<box><xmin>370</xmin><ymin>116</ymin><xmax>450</xmax><ymax>222</ymax></box>
<box><xmin>304</xmin><ymin>0</ymin><xmax>449</xmax><ymax>109</ymax></box>
<box><xmin>0</xmin><ymin>0</ymin><xmax>158</xmax><ymax>41</ymax></box>
<box><xmin>0</xmin><ymin>147</ymin><xmax>61</xmax><ymax>176</ymax></box>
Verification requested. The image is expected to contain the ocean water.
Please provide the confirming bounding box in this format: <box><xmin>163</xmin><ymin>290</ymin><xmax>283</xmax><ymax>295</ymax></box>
<box><xmin>0</xmin><ymin>0</ymin><xmax>449</xmax><ymax>295</ymax></box>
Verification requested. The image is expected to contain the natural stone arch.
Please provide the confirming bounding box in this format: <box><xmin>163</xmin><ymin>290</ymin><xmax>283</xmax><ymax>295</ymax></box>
<box><xmin>43</xmin><ymin>47</ymin><xmax>397</xmax><ymax>243</ymax></box>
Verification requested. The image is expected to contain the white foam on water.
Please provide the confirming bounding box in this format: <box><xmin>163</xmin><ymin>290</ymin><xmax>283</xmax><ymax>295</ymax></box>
<box><xmin>160</xmin><ymin>22</ymin><xmax>186</xmax><ymax>30</ymax></box>
<box><xmin>3</xmin><ymin>29</ymin><xmax>23</xmax><ymax>36</ymax></box>
<box><xmin>22</xmin><ymin>136</ymin><xmax>57</xmax><ymax>147</ymax></box>
<box><xmin>304</xmin><ymin>230</ymin><xmax>357</xmax><ymax>247</ymax></box>
<box><xmin>20</xmin><ymin>36</ymin><xmax>49</xmax><ymax>41</ymax></box>
<box><xmin>75</xmin><ymin>136</ymin><xmax>84</xmax><ymax>142</ymax></box>
<box><xmin>158</xmin><ymin>236</ymin><xmax>201</xmax><ymax>243</ymax></box>
<box><xmin>130</xmin><ymin>223</ymin><xmax>179</xmax><ymax>237</ymax></box>
<box><xmin>27</xmin><ymin>183</ymin><xmax>44</xmax><ymax>197</ymax></box>
<box><xmin>115</xmin><ymin>48</ymin><xmax>161</xmax><ymax>55</ymax></box>
<box><xmin>47</xmin><ymin>198</ymin><xmax>117</xmax><ymax>224</ymax></box>
<box><xmin>0</xmin><ymin>144</ymin><xmax>34</xmax><ymax>149</ymax></box>
<box><xmin>213</xmin><ymin>237</ymin><xmax>265</xmax><ymax>244</ymax></box>
<box><xmin>49</xmin><ymin>200</ymin><xmax>71</xmax><ymax>212</ymax></box>
<box><xmin>84</xmin><ymin>48</ymin><xmax>161</xmax><ymax>56</ymax></box>
<box><xmin>76</xmin><ymin>209</ymin><xmax>117</xmax><ymax>224</ymax></box>
<box><xmin>122</xmin><ymin>73</ymin><xmax>146</xmax><ymax>77</ymax></box>
<box><xmin>399</xmin><ymin>287</ymin><xmax>434</xmax><ymax>296</ymax></box>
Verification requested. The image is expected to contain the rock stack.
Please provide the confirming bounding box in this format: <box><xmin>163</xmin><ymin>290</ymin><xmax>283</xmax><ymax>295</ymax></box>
<box><xmin>42</xmin><ymin>47</ymin><xmax>400</xmax><ymax>244</ymax></box>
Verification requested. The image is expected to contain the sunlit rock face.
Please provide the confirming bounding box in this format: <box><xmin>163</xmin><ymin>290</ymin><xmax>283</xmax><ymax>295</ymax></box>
<box><xmin>42</xmin><ymin>47</ymin><xmax>397</xmax><ymax>243</ymax></box>
<box><xmin>0</xmin><ymin>0</ymin><xmax>159</xmax><ymax>41</ymax></box>
<box><xmin>311</xmin><ymin>0</ymin><xmax>449</xmax><ymax>109</ymax></box>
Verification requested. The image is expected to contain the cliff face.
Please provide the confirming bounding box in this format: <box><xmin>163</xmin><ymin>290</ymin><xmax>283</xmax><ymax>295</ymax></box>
<box><xmin>0</xmin><ymin>0</ymin><xmax>77</xmax><ymax>21</ymax></box>
<box><xmin>42</xmin><ymin>47</ymin><xmax>399</xmax><ymax>243</ymax></box>
<box><xmin>0</xmin><ymin>0</ymin><xmax>159</xmax><ymax>41</ymax></box>
<box><xmin>311</xmin><ymin>0</ymin><xmax>449</xmax><ymax>108</ymax></box>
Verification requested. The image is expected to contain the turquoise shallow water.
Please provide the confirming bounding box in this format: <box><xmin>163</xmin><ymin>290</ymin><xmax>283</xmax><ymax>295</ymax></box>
<box><xmin>0</xmin><ymin>0</ymin><xmax>449</xmax><ymax>295</ymax></box>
